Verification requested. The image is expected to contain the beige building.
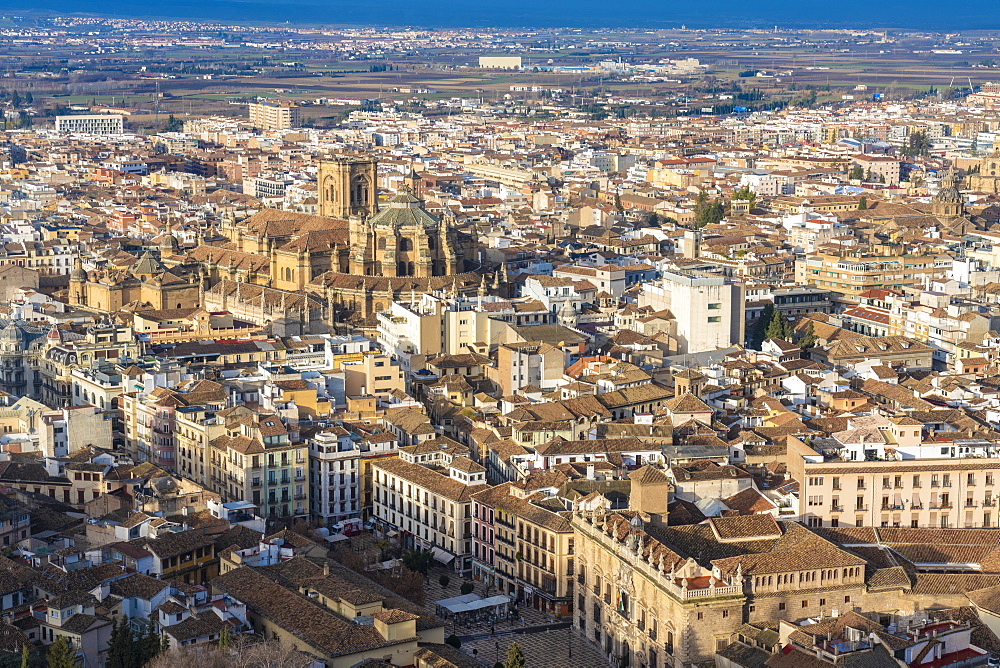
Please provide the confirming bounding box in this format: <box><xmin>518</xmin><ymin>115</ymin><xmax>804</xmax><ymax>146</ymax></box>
<box><xmin>493</xmin><ymin>341</ymin><xmax>564</xmax><ymax>396</ymax></box>
<box><xmin>788</xmin><ymin>436</ymin><xmax>1000</xmax><ymax>529</ymax></box>
<box><xmin>318</xmin><ymin>156</ymin><xmax>378</xmax><ymax>218</ymax></box>
<box><xmin>247</xmin><ymin>101</ymin><xmax>300</xmax><ymax>131</ymax></box>
<box><xmin>478</xmin><ymin>56</ymin><xmax>522</xmax><ymax>69</ymax></box>
<box><xmin>573</xmin><ymin>467</ymin><xmax>874</xmax><ymax>668</ymax></box>
<box><xmin>343</xmin><ymin>352</ymin><xmax>405</xmax><ymax>399</ymax></box>
<box><xmin>472</xmin><ymin>483</ymin><xmax>575</xmax><ymax>616</ymax></box>
<box><xmin>637</xmin><ymin>270</ymin><xmax>744</xmax><ymax>355</ymax></box>
<box><xmin>204</xmin><ymin>407</ymin><xmax>309</xmax><ymax>518</ymax></box>
<box><xmin>795</xmin><ymin>247</ymin><xmax>949</xmax><ymax>299</ymax></box>
<box><xmin>372</xmin><ymin>443</ymin><xmax>487</xmax><ymax>574</ymax></box>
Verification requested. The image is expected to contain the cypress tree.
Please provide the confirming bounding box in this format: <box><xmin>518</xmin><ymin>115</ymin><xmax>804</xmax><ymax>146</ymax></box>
<box><xmin>46</xmin><ymin>637</ymin><xmax>75</xmax><ymax>668</ymax></box>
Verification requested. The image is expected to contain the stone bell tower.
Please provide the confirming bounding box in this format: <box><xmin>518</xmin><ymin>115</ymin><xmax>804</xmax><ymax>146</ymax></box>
<box><xmin>318</xmin><ymin>156</ymin><xmax>378</xmax><ymax>219</ymax></box>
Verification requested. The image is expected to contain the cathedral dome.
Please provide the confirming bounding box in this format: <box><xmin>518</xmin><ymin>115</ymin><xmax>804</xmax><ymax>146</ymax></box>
<box><xmin>369</xmin><ymin>192</ymin><xmax>440</xmax><ymax>229</ymax></box>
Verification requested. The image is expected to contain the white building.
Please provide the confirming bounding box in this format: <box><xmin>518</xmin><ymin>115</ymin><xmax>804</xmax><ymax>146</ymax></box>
<box><xmin>638</xmin><ymin>270</ymin><xmax>744</xmax><ymax>355</ymax></box>
<box><xmin>55</xmin><ymin>115</ymin><xmax>124</xmax><ymax>135</ymax></box>
<box><xmin>309</xmin><ymin>428</ymin><xmax>361</xmax><ymax>527</ymax></box>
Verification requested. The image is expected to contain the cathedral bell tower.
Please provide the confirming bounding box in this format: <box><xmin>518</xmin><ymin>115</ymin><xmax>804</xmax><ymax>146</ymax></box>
<box><xmin>318</xmin><ymin>157</ymin><xmax>378</xmax><ymax>218</ymax></box>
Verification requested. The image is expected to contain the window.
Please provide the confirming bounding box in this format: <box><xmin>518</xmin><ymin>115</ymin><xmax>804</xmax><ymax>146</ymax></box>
<box><xmin>802</xmin><ymin>600</ymin><xmax>809</xmax><ymax>608</ymax></box>
<box><xmin>697</xmin><ymin>612</ymin><xmax>703</xmax><ymax>620</ymax></box>
<box><xmin>707</xmin><ymin>316</ymin><xmax>722</xmax><ymax>323</ymax></box>
<box><xmin>778</xmin><ymin>603</ymin><xmax>785</xmax><ymax>611</ymax></box>
<box><xmin>708</xmin><ymin>303</ymin><xmax>722</xmax><ymax>310</ymax></box>
<box><xmin>722</xmin><ymin>610</ymin><xmax>729</xmax><ymax>618</ymax></box>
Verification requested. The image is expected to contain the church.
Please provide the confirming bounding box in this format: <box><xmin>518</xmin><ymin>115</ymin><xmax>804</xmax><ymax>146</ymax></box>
<box><xmin>65</xmin><ymin>155</ymin><xmax>483</xmax><ymax>332</ymax></box>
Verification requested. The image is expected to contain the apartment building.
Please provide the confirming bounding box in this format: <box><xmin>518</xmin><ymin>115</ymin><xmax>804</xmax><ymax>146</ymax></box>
<box><xmin>343</xmin><ymin>353</ymin><xmax>405</xmax><ymax>399</ymax></box>
<box><xmin>121</xmin><ymin>380</ymin><xmax>227</xmax><ymax>470</ymax></box>
<box><xmin>247</xmin><ymin>101</ymin><xmax>300</xmax><ymax>131</ymax></box>
<box><xmin>55</xmin><ymin>114</ymin><xmax>123</xmax><ymax>134</ymax></box>
<box><xmin>377</xmin><ymin>295</ymin><xmax>493</xmax><ymax>371</ymax></box>
<box><xmin>372</xmin><ymin>443</ymin><xmax>487</xmax><ymax>574</ymax></box>
<box><xmin>789</xmin><ymin>436</ymin><xmax>1000</xmax><ymax>529</ymax></box>
<box><xmin>309</xmin><ymin>427</ymin><xmax>361</xmax><ymax>527</ymax></box>
<box><xmin>795</xmin><ymin>247</ymin><xmax>950</xmax><ymax>299</ymax></box>
<box><xmin>492</xmin><ymin>341</ymin><xmax>564</xmax><ymax>396</ymax></box>
<box><xmin>207</xmin><ymin>410</ymin><xmax>309</xmax><ymax>519</ymax></box>
<box><xmin>471</xmin><ymin>483</ymin><xmax>575</xmax><ymax>616</ymax></box>
<box><xmin>638</xmin><ymin>270</ymin><xmax>744</xmax><ymax>355</ymax></box>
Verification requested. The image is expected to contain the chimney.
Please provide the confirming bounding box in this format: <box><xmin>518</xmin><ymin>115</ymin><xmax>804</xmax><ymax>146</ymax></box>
<box><xmin>586</xmin><ymin>463</ymin><xmax>595</xmax><ymax>480</ymax></box>
<box><xmin>323</xmin><ymin>561</ymin><xmax>330</xmax><ymax>577</ymax></box>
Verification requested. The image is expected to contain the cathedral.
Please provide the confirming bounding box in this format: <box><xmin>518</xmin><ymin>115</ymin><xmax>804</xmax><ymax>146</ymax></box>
<box><xmin>64</xmin><ymin>155</ymin><xmax>483</xmax><ymax>331</ymax></box>
<box><xmin>182</xmin><ymin>155</ymin><xmax>482</xmax><ymax>324</ymax></box>
<box><xmin>968</xmin><ymin>150</ymin><xmax>1000</xmax><ymax>194</ymax></box>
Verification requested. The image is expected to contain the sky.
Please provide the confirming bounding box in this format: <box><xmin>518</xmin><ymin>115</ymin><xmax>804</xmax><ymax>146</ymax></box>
<box><xmin>2</xmin><ymin>0</ymin><xmax>997</xmax><ymax>29</ymax></box>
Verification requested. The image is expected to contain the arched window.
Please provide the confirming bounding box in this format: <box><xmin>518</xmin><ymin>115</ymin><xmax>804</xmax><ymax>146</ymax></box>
<box><xmin>428</xmin><ymin>236</ymin><xmax>436</xmax><ymax>250</ymax></box>
<box><xmin>399</xmin><ymin>237</ymin><xmax>412</xmax><ymax>252</ymax></box>
<box><xmin>378</xmin><ymin>237</ymin><xmax>386</xmax><ymax>250</ymax></box>
<box><xmin>407</xmin><ymin>262</ymin><xmax>414</xmax><ymax>276</ymax></box>
<box><xmin>397</xmin><ymin>261</ymin><xmax>407</xmax><ymax>276</ymax></box>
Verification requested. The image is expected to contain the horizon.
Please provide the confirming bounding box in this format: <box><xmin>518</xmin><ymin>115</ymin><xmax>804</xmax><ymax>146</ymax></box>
<box><xmin>2</xmin><ymin>0</ymin><xmax>999</xmax><ymax>31</ymax></box>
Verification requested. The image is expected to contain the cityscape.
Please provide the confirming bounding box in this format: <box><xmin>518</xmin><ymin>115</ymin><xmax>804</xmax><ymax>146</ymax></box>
<box><xmin>3</xmin><ymin>10</ymin><xmax>1000</xmax><ymax>668</ymax></box>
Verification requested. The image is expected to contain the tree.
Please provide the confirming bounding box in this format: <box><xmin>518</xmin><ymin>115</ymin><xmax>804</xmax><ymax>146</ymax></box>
<box><xmin>401</xmin><ymin>549</ymin><xmax>433</xmax><ymax>575</ymax></box>
<box><xmin>858</xmin><ymin>196</ymin><xmax>868</xmax><ymax>210</ymax></box>
<box><xmin>107</xmin><ymin>618</ymin><xmax>138</xmax><ymax>668</ymax></box>
<box><xmin>445</xmin><ymin>635</ymin><xmax>462</xmax><ymax>649</ymax></box>
<box><xmin>141</xmin><ymin>618</ymin><xmax>163</xmax><ymax>663</ymax></box>
<box><xmin>438</xmin><ymin>574</ymin><xmax>450</xmax><ymax>588</ymax></box>
<box><xmin>695</xmin><ymin>197</ymin><xmax>724</xmax><ymax>228</ymax></box>
<box><xmin>46</xmin><ymin>637</ymin><xmax>75</xmax><ymax>668</ymax></box>
<box><xmin>764</xmin><ymin>313</ymin><xmax>788</xmax><ymax>341</ymax></box>
<box><xmin>20</xmin><ymin>644</ymin><xmax>28</xmax><ymax>668</ymax></box>
<box><xmin>798</xmin><ymin>320</ymin><xmax>817</xmax><ymax>351</ymax></box>
<box><xmin>849</xmin><ymin>165</ymin><xmax>864</xmax><ymax>181</ymax></box>
<box><xmin>613</xmin><ymin>193</ymin><xmax>623</xmax><ymax>213</ymax></box>
<box><xmin>164</xmin><ymin>114</ymin><xmax>183</xmax><ymax>132</ymax></box>
<box><xmin>218</xmin><ymin>626</ymin><xmax>231</xmax><ymax>649</ymax></box>
<box><xmin>503</xmin><ymin>642</ymin><xmax>526</xmax><ymax>668</ymax></box>
<box><xmin>460</xmin><ymin>581</ymin><xmax>475</xmax><ymax>595</ymax></box>
<box><xmin>147</xmin><ymin>639</ymin><xmax>313</xmax><ymax>668</ymax></box>
<box><xmin>750</xmin><ymin>302</ymin><xmax>774</xmax><ymax>350</ymax></box>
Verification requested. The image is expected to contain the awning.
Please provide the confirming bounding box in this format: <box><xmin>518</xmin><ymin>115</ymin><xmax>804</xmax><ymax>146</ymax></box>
<box><xmin>431</xmin><ymin>547</ymin><xmax>456</xmax><ymax>564</ymax></box>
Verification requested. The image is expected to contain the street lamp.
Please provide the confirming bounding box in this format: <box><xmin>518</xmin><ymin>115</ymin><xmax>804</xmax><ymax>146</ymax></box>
<box><xmin>495</xmin><ymin>640</ymin><xmax>500</xmax><ymax>666</ymax></box>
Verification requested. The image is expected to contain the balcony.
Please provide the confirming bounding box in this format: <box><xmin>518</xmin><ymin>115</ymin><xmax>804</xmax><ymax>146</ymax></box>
<box><xmin>985</xmin><ymin>499</ymin><xmax>996</xmax><ymax>507</ymax></box>
<box><xmin>855</xmin><ymin>505</ymin><xmax>868</xmax><ymax>512</ymax></box>
<box><xmin>831</xmin><ymin>505</ymin><xmax>844</xmax><ymax>513</ymax></box>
